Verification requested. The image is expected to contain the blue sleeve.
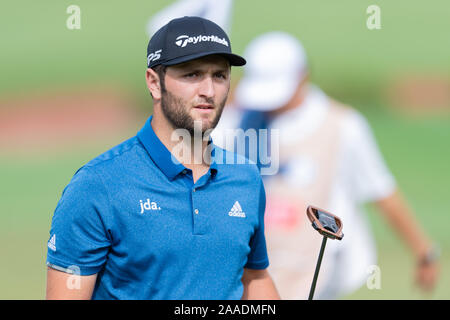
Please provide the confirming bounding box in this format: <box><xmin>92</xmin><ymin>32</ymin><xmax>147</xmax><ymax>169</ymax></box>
<box><xmin>46</xmin><ymin>166</ymin><xmax>112</xmax><ymax>275</ymax></box>
<box><xmin>244</xmin><ymin>178</ymin><xmax>269</xmax><ymax>269</ymax></box>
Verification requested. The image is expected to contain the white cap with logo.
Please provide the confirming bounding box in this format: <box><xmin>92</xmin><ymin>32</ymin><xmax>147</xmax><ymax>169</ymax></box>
<box><xmin>235</xmin><ymin>32</ymin><xmax>308</xmax><ymax>111</ymax></box>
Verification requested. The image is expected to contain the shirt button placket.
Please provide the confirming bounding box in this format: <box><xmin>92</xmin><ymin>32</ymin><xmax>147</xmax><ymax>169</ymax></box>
<box><xmin>192</xmin><ymin>188</ymin><xmax>205</xmax><ymax>235</ymax></box>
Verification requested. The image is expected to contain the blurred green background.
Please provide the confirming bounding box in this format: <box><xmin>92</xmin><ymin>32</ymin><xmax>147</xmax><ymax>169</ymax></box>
<box><xmin>0</xmin><ymin>0</ymin><xmax>449</xmax><ymax>299</ymax></box>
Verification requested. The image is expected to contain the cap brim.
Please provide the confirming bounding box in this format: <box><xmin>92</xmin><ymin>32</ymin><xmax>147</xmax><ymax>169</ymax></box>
<box><xmin>162</xmin><ymin>51</ymin><xmax>246</xmax><ymax>67</ymax></box>
<box><xmin>236</xmin><ymin>74</ymin><xmax>300</xmax><ymax>111</ymax></box>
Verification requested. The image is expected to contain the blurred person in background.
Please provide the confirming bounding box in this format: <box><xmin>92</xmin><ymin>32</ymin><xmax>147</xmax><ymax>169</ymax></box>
<box><xmin>212</xmin><ymin>32</ymin><xmax>440</xmax><ymax>299</ymax></box>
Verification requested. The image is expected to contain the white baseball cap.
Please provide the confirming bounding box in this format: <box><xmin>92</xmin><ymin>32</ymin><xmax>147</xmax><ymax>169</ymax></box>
<box><xmin>235</xmin><ymin>32</ymin><xmax>308</xmax><ymax>111</ymax></box>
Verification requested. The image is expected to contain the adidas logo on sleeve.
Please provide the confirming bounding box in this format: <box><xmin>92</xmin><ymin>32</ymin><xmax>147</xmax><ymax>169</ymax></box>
<box><xmin>48</xmin><ymin>234</ymin><xmax>56</xmax><ymax>252</ymax></box>
<box><xmin>228</xmin><ymin>201</ymin><xmax>246</xmax><ymax>218</ymax></box>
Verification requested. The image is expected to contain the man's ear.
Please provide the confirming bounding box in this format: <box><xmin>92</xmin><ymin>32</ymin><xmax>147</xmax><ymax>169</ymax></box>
<box><xmin>146</xmin><ymin>68</ymin><xmax>162</xmax><ymax>100</ymax></box>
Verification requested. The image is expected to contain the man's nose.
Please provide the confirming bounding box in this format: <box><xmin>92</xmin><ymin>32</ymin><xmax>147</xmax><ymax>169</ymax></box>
<box><xmin>198</xmin><ymin>76</ymin><xmax>215</xmax><ymax>99</ymax></box>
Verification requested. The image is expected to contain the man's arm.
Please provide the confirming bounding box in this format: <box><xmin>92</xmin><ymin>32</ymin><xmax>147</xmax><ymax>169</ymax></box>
<box><xmin>374</xmin><ymin>189</ymin><xmax>440</xmax><ymax>291</ymax></box>
<box><xmin>241</xmin><ymin>268</ymin><xmax>280</xmax><ymax>300</ymax></box>
<box><xmin>342</xmin><ymin>110</ymin><xmax>440</xmax><ymax>292</ymax></box>
<box><xmin>46</xmin><ymin>267</ymin><xmax>97</xmax><ymax>300</ymax></box>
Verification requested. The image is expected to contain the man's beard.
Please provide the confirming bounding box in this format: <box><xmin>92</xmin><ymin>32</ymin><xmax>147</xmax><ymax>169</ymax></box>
<box><xmin>160</xmin><ymin>88</ymin><xmax>227</xmax><ymax>136</ymax></box>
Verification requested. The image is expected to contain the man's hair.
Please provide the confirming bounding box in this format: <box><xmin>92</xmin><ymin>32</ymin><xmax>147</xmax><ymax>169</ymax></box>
<box><xmin>151</xmin><ymin>65</ymin><xmax>167</xmax><ymax>96</ymax></box>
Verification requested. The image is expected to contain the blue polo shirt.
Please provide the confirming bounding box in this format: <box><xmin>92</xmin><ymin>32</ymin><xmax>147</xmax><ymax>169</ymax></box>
<box><xmin>46</xmin><ymin>116</ymin><xmax>269</xmax><ymax>300</ymax></box>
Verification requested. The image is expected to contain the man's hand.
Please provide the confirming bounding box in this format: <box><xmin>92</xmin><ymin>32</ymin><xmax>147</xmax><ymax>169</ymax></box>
<box><xmin>375</xmin><ymin>190</ymin><xmax>440</xmax><ymax>293</ymax></box>
<box><xmin>46</xmin><ymin>267</ymin><xmax>97</xmax><ymax>300</ymax></box>
<box><xmin>241</xmin><ymin>268</ymin><xmax>280</xmax><ymax>300</ymax></box>
<box><xmin>415</xmin><ymin>255</ymin><xmax>440</xmax><ymax>292</ymax></box>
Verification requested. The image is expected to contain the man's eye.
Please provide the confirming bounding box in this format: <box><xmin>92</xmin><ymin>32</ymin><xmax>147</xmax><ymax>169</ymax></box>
<box><xmin>215</xmin><ymin>73</ymin><xmax>227</xmax><ymax>79</ymax></box>
<box><xmin>184</xmin><ymin>72</ymin><xmax>198</xmax><ymax>78</ymax></box>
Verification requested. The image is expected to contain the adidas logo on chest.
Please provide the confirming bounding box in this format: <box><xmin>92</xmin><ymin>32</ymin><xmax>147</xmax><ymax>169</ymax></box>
<box><xmin>228</xmin><ymin>201</ymin><xmax>246</xmax><ymax>218</ymax></box>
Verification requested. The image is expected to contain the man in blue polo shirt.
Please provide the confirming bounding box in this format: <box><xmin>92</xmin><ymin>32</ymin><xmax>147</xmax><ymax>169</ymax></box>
<box><xmin>45</xmin><ymin>16</ymin><xmax>280</xmax><ymax>300</ymax></box>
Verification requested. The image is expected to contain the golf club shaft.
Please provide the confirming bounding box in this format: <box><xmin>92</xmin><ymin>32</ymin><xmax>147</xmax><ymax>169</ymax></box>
<box><xmin>308</xmin><ymin>236</ymin><xmax>328</xmax><ymax>300</ymax></box>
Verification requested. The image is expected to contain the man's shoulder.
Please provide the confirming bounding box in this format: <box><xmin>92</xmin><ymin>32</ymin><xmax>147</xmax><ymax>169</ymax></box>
<box><xmin>83</xmin><ymin>136</ymin><xmax>143</xmax><ymax>170</ymax></box>
<box><xmin>337</xmin><ymin>107</ymin><xmax>375</xmax><ymax>140</ymax></box>
<box><xmin>54</xmin><ymin>136</ymin><xmax>147</xmax><ymax>221</ymax></box>
<box><xmin>323</xmin><ymin>98</ymin><xmax>374</xmax><ymax>142</ymax></box>
<box><xmin>69</xmin><ymin>136</ymin><xmax>144</xmax><ymax>186</ymax></box>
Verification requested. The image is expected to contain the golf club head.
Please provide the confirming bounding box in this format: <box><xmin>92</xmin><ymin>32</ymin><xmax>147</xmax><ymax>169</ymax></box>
<box><xmin>306</xmin><ymin>205</ymin><xmax>344</xmax><ymax>240</ymax></box>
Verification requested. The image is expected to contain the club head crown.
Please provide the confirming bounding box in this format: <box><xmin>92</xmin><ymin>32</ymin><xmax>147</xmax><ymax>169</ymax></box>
<box><xmin>307</xmin><ymin>206</ymin><xmax>344</xmax><ymax>240</ymax></box>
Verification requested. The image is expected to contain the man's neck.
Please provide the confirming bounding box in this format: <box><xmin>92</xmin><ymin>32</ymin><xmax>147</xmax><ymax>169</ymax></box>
<box><xmin>150</xmin><ymin>113</ymin><xmax>211</xmax><ymax>172</ymax></box>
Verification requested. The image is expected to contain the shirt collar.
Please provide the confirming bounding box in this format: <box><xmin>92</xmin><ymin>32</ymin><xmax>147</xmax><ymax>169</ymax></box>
<box><xmin>209</xmin><ymin>145</ymin><xmax>218</xmax><ymax>177</ymax></box>
<box><xmin>137</xmin><ymin>116</ymin><xmax>218</xmax><ymax>180</ymax></box>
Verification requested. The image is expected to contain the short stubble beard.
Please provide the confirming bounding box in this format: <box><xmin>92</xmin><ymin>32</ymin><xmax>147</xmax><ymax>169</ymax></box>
<box><xmin>160</xmin><ymin>85</ymin><xmax>228</xmax><ymax>136</ymax></box>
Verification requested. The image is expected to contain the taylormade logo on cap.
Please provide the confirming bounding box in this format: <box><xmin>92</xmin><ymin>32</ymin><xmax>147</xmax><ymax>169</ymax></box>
<box><xmin>175</xmin><ymin>34</ymin><xmax>229</xmax><ymax>48</ymax></box>
<box><xmin>146</xmin><ymin>16</ymin><xmax>245</xmax><ymax>68</ymax></box>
